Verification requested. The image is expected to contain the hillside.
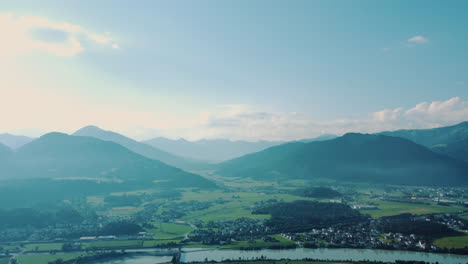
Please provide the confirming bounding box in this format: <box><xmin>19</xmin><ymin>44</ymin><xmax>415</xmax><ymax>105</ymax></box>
<box><xmin>73</xmin><ymin>126</ymin><xmax>208</xmax><ymax>171</ymax></box>
<box><xmin>379</xmin><ymin>122</ymin><xmax>468</xmax><ymax>162</ymax></box>
<box><xmin>432</xmin><ymin>138</ymin><xmax>468</xmax><ymax>163</ymax></box>
<box><xmin>0</xmin><ymin>144</ymin><xmax>13</xmax><ymax>174</ymax></box>
<box><xmin>0</xmin><ymin>133</ymin><xmax>215</xmax><ymax>188</ymax></box>
<box><xmin>0</xmin><ymin>143</ymin><xmax>12</xmax><ymax>157</ymax></box>
<box><xmin>216</xmin><ymin>133</ymin><xmax>468</xmax><ymax>185</ymax></box>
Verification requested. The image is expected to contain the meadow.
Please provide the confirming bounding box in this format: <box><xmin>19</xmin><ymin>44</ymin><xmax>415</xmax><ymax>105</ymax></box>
<box><xmin>358</xmin><ymin>199</ymin><xmax>466</xmax><ymax>218</ymax></box>
<box><xmin>178</xmin><ymin>190</ymin><xmax>312</xmax><ymax>222</ymax></box>
<box><xmin>434</xmin><ymin>235</ymin><xmax>468</xmax><ymax>249</ymax></box>
<box><xmin>145</xmin><ymin>222</ymin><xmax>194</xmax><ymax>239</ymax></box>
<box><xmin>16</xmin><ymin>253</ymin><xmax>91</xmax><ymax>264</ymax></box>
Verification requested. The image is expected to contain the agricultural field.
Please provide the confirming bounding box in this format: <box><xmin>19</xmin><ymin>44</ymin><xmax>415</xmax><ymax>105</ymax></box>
<box><xmin>107</xmin><ymin>206</ymin><xmax>142</xmax><ymax>217</ymax></box>
<box><xmin>0</xmin><ymin>257</ymin><xmax>9</xmax><ymax>264</ymax></box>
<box><xmin>16</xmin><ymin>253</ymin><xmax>90</xmax><ymax>264</ymax></box>
<box><xmin>82</xmin><ymin>240</ymin><xmax>144</xmax><ymax>249</ymax></box>
<box><xmin>142</xmin><ymin>239</ymin><xmax>180</xmax><ymax>247</ymax></box>
<box><xmin>358</xmin><ymin>199</ymin><xmax>466</xmax><ymax>218</ymax></box>
<box><xmin>434</xmin><ymin>235</ymin><xmax>468</xmax><ymax>249</ymax></box>
<box><xmin>0</xmin><ymin>244</ymin><xmax>21</xmax><ymax>252</ymax></box>
<box><xmin>23</xmin><ymin>243</ymin><xmax>63</xmax><ymax>251</ymax></box>
<box><xmin>178</xmin><ymin>190</ymin><xmax>311</xmax><ymax>222</ymax></box>
<box><xmin>146</xmin><ymin>222</ymin><xmax>194</xmax><ymax>239</ymax></box>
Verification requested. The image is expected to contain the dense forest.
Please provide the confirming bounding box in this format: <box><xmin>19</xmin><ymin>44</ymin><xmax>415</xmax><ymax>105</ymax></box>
<box><xmin>378</xmin><ymin>214</ymin><xmax>463</xmax><ymax>239</ymax></box>
<box><xmin>253</xmin><ymin>200</ymin><xmax>366</xmax><ymax>232</ymax></box>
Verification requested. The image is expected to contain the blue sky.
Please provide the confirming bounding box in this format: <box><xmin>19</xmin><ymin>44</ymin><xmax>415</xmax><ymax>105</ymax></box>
<box><xmin>0</xmin><ymin>0</ymin><xmax>467</xmax><ymax>140</ymax></box>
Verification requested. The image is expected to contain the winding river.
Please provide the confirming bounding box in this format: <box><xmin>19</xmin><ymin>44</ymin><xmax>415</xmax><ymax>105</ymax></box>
<box><xmin>90</xmin><ymin>248</ymin><xmax>468</xmax><ymax>264</ymax></box>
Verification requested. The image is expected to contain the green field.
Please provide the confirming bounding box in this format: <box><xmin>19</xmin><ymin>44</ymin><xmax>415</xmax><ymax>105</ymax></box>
<box><xmin>107</xmin><ymin>206</ymin><xmax>142</xmax><ymax>217</ymax></box>
<box><xmin>178</xmin><ymin>191</ymin><xmax>311</xmax><ymax>222</ymax></box>
<box><xmin>146</xmin><ymin>222</ymin><xmax>194</xmax><ymax>239</ymax></box>
<box><xmin>0</xmin><ymin>244</ymin><xmax>21</xmax><ymax>252</ymax></box>
<box><xmin>434</xmin><ymin>235</ymin><xmax>468</xmax><ymax>249</ymax></box>
<box><xmin>23</xmin><ymin>243</ymin><xmax>63</xmax><ymax>251</ymax></box>
<box><xmin>0</xmin><ymin>257</ymin><xmax>9</xmax><ymax>264</ymax></box>
<box><xmin>359</xmin><ymin>199</ymin><xmax>466</xmax><ymax>218</ymax></box>
<box><xmin>16</xmin><ymin>253</ymin><xmax>90</xmax><ymax>264</ymax></box>
<box><xmin>142</xmin><ymin>239</ymin><xmax>180</xmax><ymax>247</ymax></box>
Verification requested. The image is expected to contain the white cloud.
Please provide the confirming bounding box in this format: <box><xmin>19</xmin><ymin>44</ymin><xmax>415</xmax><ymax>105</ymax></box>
<box><xmin>407</xmin><ymin>35</ymin><xmax>429</xmax><ymax>45</ymax></box>
<box><xmin>175</xmin><ymin>97</ymin><xmax>468</xmax><ymax>141</ymax></box>
<box><xmin>0</xmin><ymin>13</ymin><xmax>119</xmax><ymax>57</ymax></box>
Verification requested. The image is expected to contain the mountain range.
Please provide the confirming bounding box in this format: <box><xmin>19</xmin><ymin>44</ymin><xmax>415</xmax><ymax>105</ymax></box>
<box><xmin>2</xmin><ymin>121</ymin><xmax>468</xmax><ymax>187</ymax></box>
<box><xmin>0</xmin><ymin>133</ymin><xmax>34</xmax><ymax>149</ymax></box>
<box><xmin>216</xmin><ymin>133</ymin><xmax>468</xmax><ymax>185</ymax></box>
<box><xmin>0</xmin><ymin>132</ymin><xmax>215</xmax><ymax>188</ymax></box>
<box><xmin>143</xmin><ymin>137</ymin><xmax>284</xmax><ymax>162</ymax></box>
<box><xmin>143</xmin><ymin>134</ymin><xmax>337</xmax><ymax>162</ymax></box>
<box><xmin>73</xmin><ymin>126</ymin><xmax>207</xmax><ymax>171</ymax></box>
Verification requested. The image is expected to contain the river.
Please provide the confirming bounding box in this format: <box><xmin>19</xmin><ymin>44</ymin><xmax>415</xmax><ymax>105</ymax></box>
<box><xmin>90</xmin><ymin>248</ymin><xmax>468</xmax><ymax>264</ymax></box>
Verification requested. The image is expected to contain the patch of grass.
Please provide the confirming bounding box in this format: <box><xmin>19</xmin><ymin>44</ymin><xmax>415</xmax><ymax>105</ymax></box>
<box><xmin>146</xmin><ymin>223</ymin><xmax>193</xmax><ymax>239</ymax></box>
<box><xmin>434</xmin><ymin>235</ymin><xmax>468</xmax><ymax>249</ymax></box>
<box><xmin>0</xmin><ymin>257</ymin><xmax>10</xmax><ymax>264</ymax></box>
<box><xmin>16</xmin><ymin>253</ymin><xmax>90</xmax><ymax>264</ymax></box>
<box><xmin>23</xmin><ymin>243</ymin><xmax>63</xmax><ymax>251</ymax></box>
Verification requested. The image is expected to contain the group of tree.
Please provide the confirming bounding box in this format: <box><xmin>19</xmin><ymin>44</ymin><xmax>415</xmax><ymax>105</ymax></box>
<box><xmin>294</xmin><ymin>186</ymin><xmax>342</xmax><ymax>198</ymax></box>
<box><xmin>253</xmin><ymin>200</ymin><xmax>366</xmax><ymax>232</ymax></box>
<box><xmin>0</xmin><ymin>207</ymin><xmax>84</xmax><ymax>228</ymax></box>
<box><xmin>378</xmin><ymin>214</ymin><xmax>462</xmax><ymax>239</ymax></box>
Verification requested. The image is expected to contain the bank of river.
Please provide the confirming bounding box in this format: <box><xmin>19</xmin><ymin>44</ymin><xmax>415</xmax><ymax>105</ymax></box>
<box><xmin>90</xmin><ymin>248</ymin><xmax>468</xmax><ymax>264</ymax></box>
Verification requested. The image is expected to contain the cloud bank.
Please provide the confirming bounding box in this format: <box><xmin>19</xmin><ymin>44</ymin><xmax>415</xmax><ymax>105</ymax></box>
<box><xmin>0</xmin><ymin>13</ymin><xmax>119</xmax><ymax>57</ymax></box>
<box><xmin>185</xmin><ymin>97</ymin><xmax>468</xmax><ymax>141</ymax></box>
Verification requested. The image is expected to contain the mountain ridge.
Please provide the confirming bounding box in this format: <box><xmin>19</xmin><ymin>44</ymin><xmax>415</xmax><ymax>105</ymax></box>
<box><xmin>216</xmin><ymin>133</ymin><xmax>468</xmax><ymax>185</ymax></box>
<box><xmin>0</xmin><ymin>132</ymin><xmax>215</xmax><ymax>188</ymax></box>
<box><xmin>143</xmin><ymin>134</ymin><xmax>337</xmax><ymax>162</ymax></box>
<box><xmin>73</xmin><ymin>125</ymin><xmax>208</xmax><ymax>171</ymax></box>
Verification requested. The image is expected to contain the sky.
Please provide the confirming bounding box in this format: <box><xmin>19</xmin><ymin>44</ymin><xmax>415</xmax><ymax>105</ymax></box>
<box><xmin>0</xmin><ymin>0</ymin><xmax>467</xmax><ymax>141</ymax></box>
